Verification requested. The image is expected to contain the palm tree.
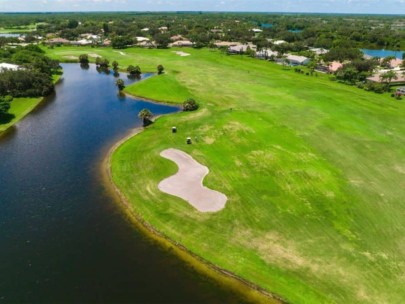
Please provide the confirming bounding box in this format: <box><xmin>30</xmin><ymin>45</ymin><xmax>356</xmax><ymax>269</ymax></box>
<box><xmin>138</xmin><ymin>108</ymin><xmax>153</xmax><ymax>126</ymax></box>
<box><xmin>115</xmin><ymin>79</ymin><xmax>125</xmax><ymax>91</ymax></box>
<box><xmin>112</xmin><ymin>61</ymin><xmax>119</xmax><ymax>71</ymax></box>
<box><xmin>380</xmin><ymin>70</ymin><xmax>398</xmax><ymax>89</ymax></box>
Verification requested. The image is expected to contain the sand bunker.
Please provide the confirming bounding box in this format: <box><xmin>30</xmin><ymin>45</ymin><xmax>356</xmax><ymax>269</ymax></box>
<box><xmin>173</xmin><ymin>51</ymin><xmax>191</xmax><ymax>57</ymax></box>
<box><xmin>158</xmin><ymin>148</ymin><xmax>227</xmax><ymax>212</ymax></box>
<box><xmin>113</xmin><ymin>51</ymin><xmax>127</xmax><ymax>56</ymax></box>
<box><xmin>88</xmin><ymin>53</ymin><xmax>101</xmax><ymax>58</ymax></box>
<box><xmin>63</xmin><ymin>55</ymin><xmax>78</xmax><ymax>60</ymax></box>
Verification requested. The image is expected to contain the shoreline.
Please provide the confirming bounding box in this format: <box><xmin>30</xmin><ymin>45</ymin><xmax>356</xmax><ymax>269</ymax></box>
<box><xmin>100</xmin><ymin>115</ymin><xmax>286</xmax><ymax>304</ymax></box>
<box><xmin>0</xmin><ymin>75</ymin><xmax>63</xmax><ymax>137</ymax></box>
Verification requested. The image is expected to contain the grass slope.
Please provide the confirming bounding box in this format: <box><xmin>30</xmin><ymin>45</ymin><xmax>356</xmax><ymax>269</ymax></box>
<box><xmin>48</xmin><ymin>46</ymin><xmax>405</xmax><ymax>303</ymax></box>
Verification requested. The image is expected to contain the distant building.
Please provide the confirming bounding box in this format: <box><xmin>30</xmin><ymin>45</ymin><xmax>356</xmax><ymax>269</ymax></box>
<box><xmin>213</xmin><ymin>41</ymin><xmax>240</xmax><ymax>48</ymax></box>
<box><xmin>136</xmin><ymin>36</ymin><xmax>150</xmax><ymax>42</ymax></box>
<box><xmin>170</xmin><ymin>40</ymin><xmax>194</xmax><ymax>47</ymax></box>
<box><xmin>170</xmin><ymin>35</ymin><xmax>185</xmax><ymax>41</ymax></box>
<box><xmin>158</xmin><ymin>26</ymin><xmax>168</xmax><ymax>32</ymax></box>
<box><xmin>228</xmin><ymin>43</ymin><xmax>257</xmax><ymax>54</ymax></box>
<box><xmin>367</xmin><ymin>72</ymin><xmax>405</xmax><ymax>84</ymax></box>
<box><xmin>0</xmin><ymin>63</ymin><xmax>21</xmax><ymax>72</ymax></box>
<box><xmin>252</xmin><ymin>28</ymin><xmax>263</xmax><ymax>33</ymax></box>
<box><xmin>71</xmin><ymin>39</ymin><xmax>92</xmax><ymax>46</ymax></box>
<box><xmin>137</xmin><ymin>41</ymin><xmax>156</xmax><ymax>48</ymax></box>
<box><xmin>272</xmin><ymin>40</ymin><xmax>287</xmax><ymax>45</ymax></box>
<box><xmin>285</xmin><ymin>54</ymin><xmax>310</xmax><ymax>66</ymax></box>
<box><xmin>328</xmin><ymin>61</ymin><xmax>343</xmax><ymax>73</ymax></box>
<box><xmin>381</xmin><ymin>58</ymin><xmax>403</xmax><ymax>69</ymax></box>
<box><xmin>47</xmin><ymin>38</ymin><xmax>70</xmax><ymax>45</ymax></box>
<box><xmin>256</xmin><ymin>49</ymin><xmax>278</xmax><ymax>59</ymax></box>
<box><xmin>141</xmin><ymin>28</ymin><xmax>149</xmax><ymax>32</ymax></box>
<box><xmin>309</xmin><ymin>47</ymin><xmax>329</xmax><ymax>55</ymax></box>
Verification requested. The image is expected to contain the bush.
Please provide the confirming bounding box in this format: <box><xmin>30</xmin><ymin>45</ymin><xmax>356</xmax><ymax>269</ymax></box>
<box><xmin>183</xmin><ymin>98</ymin><xmax>199</xmax><ymax>111</ymax></box>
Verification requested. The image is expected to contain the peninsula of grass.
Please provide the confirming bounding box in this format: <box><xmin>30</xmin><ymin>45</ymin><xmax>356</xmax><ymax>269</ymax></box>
<box><xmin>48</xmin><ymin>46</ymin><xmax>405</xmax><ymax>303</ymax></box>
<box><xmin>0</xmin><ymin>75</ymin><xmax>61</xmax><ymax>134</ymax></box>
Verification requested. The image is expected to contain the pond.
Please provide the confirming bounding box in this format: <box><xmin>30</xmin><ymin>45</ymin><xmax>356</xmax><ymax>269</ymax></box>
<box><xmin>361</xmin><ymin>48</ymin><xmax>404</xmax><ymax>59</ymax></box>
<box><xmin>0</xmin><ymin>64</ymin><xmax>248</xmax><ymax>303</ymax></box>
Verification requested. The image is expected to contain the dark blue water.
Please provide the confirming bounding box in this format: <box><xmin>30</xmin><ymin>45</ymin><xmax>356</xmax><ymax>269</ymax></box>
<box><xmin>361</xmin><ymin>48</ymin><xmax>404</xmax><ymax>59</ymax></box>
<box><xmin>260</xmin><ymin>23</ymin><xmax>273</xmax><ymax>28</ymax></box>
<box><xmin>0</xmin><ymin>64</ymin><xmax>247</xmax><ymax>303</ymax></box>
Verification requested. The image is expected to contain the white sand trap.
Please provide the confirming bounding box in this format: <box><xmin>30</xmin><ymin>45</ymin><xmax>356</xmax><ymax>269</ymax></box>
<box><xmin>158</xmin><ymin>148</ymin><xmax>227</xmax><ymax>212</ymax></box>
<box><xmin>63</xmin><ymin>55</ymin><xmax>78</xmax><ymax>60</ymax></box>
<box><xmin>88</xmin><ymin>53</ymin><xmax>101</xmax><ymax>58</ymax></box>
<box><xmin>172</xmin><ymin>51</ymin><xmax>190</xmax><ymax>57</ymax></box>
<box><xmin>113</xmin><ymin>51</ymin><xmax>127</xmax><ymax>56</ymax></box>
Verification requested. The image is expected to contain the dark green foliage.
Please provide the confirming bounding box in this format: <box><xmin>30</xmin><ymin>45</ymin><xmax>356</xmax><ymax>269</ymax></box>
<box><xmin>154</xmin><ymin>33</ymin><xmax>170</xmax><ymax>49</ymax></box>
<box><xmin>0</xmin><ymin>70</ymin><xmax>54</xmax><ymax>97</ymax></box>
<box><xmin>111</xmin><ymin>36</ymin><xmax>132</xmax><ymax>49</ymax></box>
<box><xmin>183</xmin><ymin>98</ymin><xmax>199</xmax><ymax>111</ymax></box>
<box><xmin>79</xmin><ymin>54</ymin><xmax>89</xmax><ymax>65</ymax></box>
<box><xmin>0</xmin><ymin>95</ymin><xmax>13</xmax><ymax>116</ymax></box>
<box><xmin>138</xmin><ymin>108</ymin><xmax>153</xmax><ymax>126</ymax></box>
<box><xmin>127</xmin><ymin>65</ymin><xmax>141</xmax><ymax>75</ymax></box>
<box><xmin>115</xmin><ymin>79</ymin><xmax>125</xmax><ymax>91</ymax></box>
<box><xmin>323</xmin><ymin>48</ymin><xmax>363</xmax><ymax>62</ymax></box>
<box><xmin>157</xmin><ymin>64</ymin><xmax>164</xmax><ymax>74</ymax></box>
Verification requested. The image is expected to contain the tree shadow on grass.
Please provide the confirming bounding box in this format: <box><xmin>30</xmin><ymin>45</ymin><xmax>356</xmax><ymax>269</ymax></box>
<box><xmin>0</xmin><ymin>113</ymin><xmax>16</xmax><ymax>125</ymax></box>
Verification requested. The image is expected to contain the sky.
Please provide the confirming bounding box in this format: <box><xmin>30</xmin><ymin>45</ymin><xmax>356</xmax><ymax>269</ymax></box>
<box><xmin>0</xmin><ymin>0</ymin><xmax>404</xmax><ymax>14</ymax></box>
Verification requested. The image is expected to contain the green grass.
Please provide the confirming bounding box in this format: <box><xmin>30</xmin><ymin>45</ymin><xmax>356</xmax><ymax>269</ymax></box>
<box><xmin>0</xmin><ymin>75</ymin><xmax>61</xmax><ymax>134</ymax></box>
<box><xmin>47</xmin><ymin>46</ymin><xmax>405</xmax><ymax>303</ymax></box>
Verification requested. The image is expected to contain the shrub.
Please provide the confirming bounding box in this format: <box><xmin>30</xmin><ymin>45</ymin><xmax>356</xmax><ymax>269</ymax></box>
<box><xmin>183</xmin><ymin>98</ymin><xmax>199</xmax><ymax>111</ymax></box>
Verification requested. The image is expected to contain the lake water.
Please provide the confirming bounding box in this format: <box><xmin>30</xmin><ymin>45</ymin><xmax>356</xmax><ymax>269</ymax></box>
<box><xmin>0</xmin><ymin>33</ymin><xmax>21</xmax><ymax>38</ymax></box>
<box><xmin>0</xmin><ymin>64</ymin><xmax>248</xmax><ymax>303</ymax></box>
<box><xmin>361</xmin><ymin>48</ymin><xmax>404</xmax><ymax>59</ymax></box>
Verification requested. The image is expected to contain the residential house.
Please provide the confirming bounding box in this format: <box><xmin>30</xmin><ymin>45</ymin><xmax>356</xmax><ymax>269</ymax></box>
<box><xmin>285</xmin><ymin>54</ymin><xmax>310</xmax><ymax>66</ymax></box>
<box><xmin>170</xmin><ymin>40</ymin><xmax>194</xmax><ymax>47</ymax></box>
<box><xmin>0</xmin><ymin>63</ymin><xmax>20</xmax><ymax>72</ymax></box>
<box><xmin>256</xmin><ymin>49</ymin><xmax>278</xmax><ymax>59</ymax></box>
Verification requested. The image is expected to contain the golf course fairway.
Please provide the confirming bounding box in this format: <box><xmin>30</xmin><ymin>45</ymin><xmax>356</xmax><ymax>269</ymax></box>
<box><xmin>47</xmin><ymin>47</ymin><xmax>405</xmax><ymax>303</ymax></box>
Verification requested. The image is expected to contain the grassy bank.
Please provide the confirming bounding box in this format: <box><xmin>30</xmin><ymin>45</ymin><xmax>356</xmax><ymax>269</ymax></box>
<box><xmin>48</xmin><ymin>46</ymin><xmax>405</xmax><ymax>303</ymax></box>
<box><xmin>0</xmin><ymin>75</ymin><xmax>61</xmax><ymax>135</ymax></box>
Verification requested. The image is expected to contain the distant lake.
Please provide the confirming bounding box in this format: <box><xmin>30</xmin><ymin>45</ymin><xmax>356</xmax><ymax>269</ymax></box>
<box><xmin>260</xmin><ymin>23</ymin><xmax>273</xmax><ymax>28</ymax></box>
<box><xmin>361</xmin><ymin>49</ymin><xmax>404</xmax><ymax>59</ymax></box>
<box><xmin>0</xmin><ymin>33</ymin><xmax>21</xmax><ymax>37</ymax></box>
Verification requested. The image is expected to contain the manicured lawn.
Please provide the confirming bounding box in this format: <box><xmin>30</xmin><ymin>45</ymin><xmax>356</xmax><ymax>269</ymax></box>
<box><xmin>47</xmin><ymin>46</ymin><xmax>405</xmax><ymax>303</ymax></box>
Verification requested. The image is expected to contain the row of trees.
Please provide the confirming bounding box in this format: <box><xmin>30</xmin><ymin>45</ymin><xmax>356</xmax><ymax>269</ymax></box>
<box><xmin>0</xmin><ymin>45</ymin><xmax>60</xmax><ymax>98</ymax></box>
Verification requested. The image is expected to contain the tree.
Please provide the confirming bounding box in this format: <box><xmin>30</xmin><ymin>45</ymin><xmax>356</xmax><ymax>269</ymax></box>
<box><xmin>183</xmin><ymin>98</ymin><xmax>199</xmax><ymax>111</ymax></box>
<box><xmin>157</xmin><ymin>64</ymin><xmax>164</xmax><ymax>75</ymax></box>
<box><xmin>79</xmin><ymin>54</ymin><xmax>89</xmax><ymax>65</ymax></box>
<box><xmin>380</xmin><ymin>70</ymin><xmax>398</xmax><ymax>89</ymax></box>
<box><xmin>0</xmin><ymin>95</ymin><xmax>13</xmax><ymax>117</ymax></box>
<box><xmin>115</xmin><ymin>79</ymin><xmax>125</xmax><ymax>91</ymax></box>
<box><xmin>127</xmin><ymin>65</ymin><xmax>141</xmax><ymax>76</ymax></box>
<box><xmin>112</xmin><ymin>61</ymin><xmax>119</xmax><ymax>71</ymax></box>
<box><xmin>138</xmin><ymin>108</ymin><xmax>153</xmax><ymax>126</ymax></box>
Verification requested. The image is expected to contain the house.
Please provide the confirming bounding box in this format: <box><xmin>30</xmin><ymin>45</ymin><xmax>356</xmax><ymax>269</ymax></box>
<box><xmin>0</xmin><ymin>63</ymin><xmax>20</xmax><ymax>72</ymax></box>
<box><xmin>285</xmin><ymin>54</ymin><xmax>310</xmax><ymax>66</ymax></box>
<box><xmin>228</xmin><ymin>43</ymin><xmax>256</xmax><ymax>54</ymax></box>
<box><xmin>213</xmin><ymin>41</ymin><xmax>240</xmax><ymax>48</ymax></box>
<box><xmin>141</xmin><ymin>28</ymin><xmax>149</xmax><ymax>32</ymax></box>
<box><xmin>381</xmin><ymin>58</ymin><xmax>403</xmax><ymax>69</ymax></box>
<box><xmin>136</xmin><ymin>36</ymin><xmax>150</xmax><ymax>42</ymax></box>
<box><xmin>328</xmin><ymin>61</ymin><xmax>343</xmax><ymax>73</ymax></box>
<box><xmin>252</xmin><ymin>28</ymin><xmax>263</xmax><ymax>33</ymax></box>
<box><xmin>103</xmin><ymin>39</ymin><xmax>111</xmax><ymax>46</ymax></box>
<box><xmin>158</xmin><ymin>26</ymin><xmax>168</xmax><ymax>32</ymax></box>
<box><xmin>273</xmin><ymin>40</ymin><xmax>287</xmax><ymax>45</ymax></box>
<box><xmin>71</xmin><ymin>39</ymin><xmax>92</xmax><ymax>46</ymax></box>
<box><xmin>137</xmin><ymin>40</ymin><xmax>156</xmax><ymax>48</ymax></box>
<box><xmin>309</xmin><ymin>47</ymin><xmax>329</xmax><ymax>55</ymax></box>
<box><xmin>367</xmin><ymin>71</ymin><xmax>405</xmax><ymax>84</ymax></box>
<box><xmin>47</xmin><ymin>38</ymin><xmax>70</xmax><ymax>45</ymax></box>
<box><xmin>170</xmin><ymin>40</ymin><xmax>194</xmax><ymax>47</ymax></box>
<box><xmin>170</xmin><ymin>35</ymin><xmax>185</xmax><ymax>41</ymax></box>
<box><xmin>256</xmin><ymin>49</ymin><xmax>278</xmax><ymax>59</ymax></box>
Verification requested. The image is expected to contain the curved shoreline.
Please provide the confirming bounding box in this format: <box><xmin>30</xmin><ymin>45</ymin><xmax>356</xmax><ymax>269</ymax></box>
<box><xmin>101</xmin><ymin>113</ymin><xmax>286</xmax><ymax>304</ymax></box>
<box><xmin>0</xmin><ymin>75</ymin><xmax>63</xmax><ymax>138</ymax></box>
